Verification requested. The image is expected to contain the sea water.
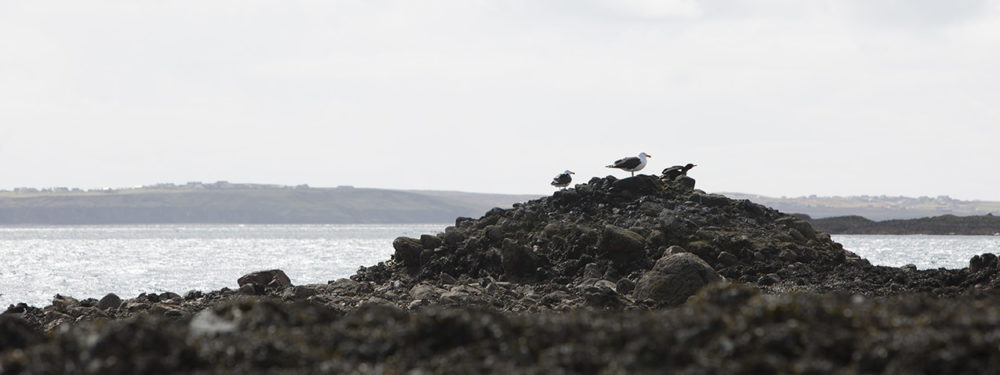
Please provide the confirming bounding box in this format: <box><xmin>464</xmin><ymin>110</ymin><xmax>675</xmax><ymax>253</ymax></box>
<box><xmin>3</xmin><ymin>226</ymin><xmax>1000</xmax><ymax>308</ymax></box>
<box><xmin>0</xmin><ymin>224</ymin><xmax>446</xmax><ymax>308</ymax></box>
<box><xmin>832</xmin><ymin>234</ymin><xmax>1000</xmax><ymax>270</ymax></box>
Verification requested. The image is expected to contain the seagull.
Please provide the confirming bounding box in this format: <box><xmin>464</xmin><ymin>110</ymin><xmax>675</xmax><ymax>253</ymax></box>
<box><xmin>551</xmin><ymin>170</ymin><xmax>575</xmax><ymax>188</ymax></box>
<box><xmin>606</xmin><ymin>152</ymin><xmax>651</xmax><ymax>176</ymax></box>
<box><xmin>662</xmin><ymin>163</ymin><xmax>696</xmax><ymax>180</ymax></box>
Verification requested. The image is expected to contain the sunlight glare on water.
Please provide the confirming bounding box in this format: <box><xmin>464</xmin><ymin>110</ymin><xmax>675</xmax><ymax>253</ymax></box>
<box><xmin>832</xmin><ymin>235</ymin><xmax>1000</xmax><ymax>270</ymax></box>
<box><xmin>0</xmin><ymin>224</ymin><xmax>445</xmax><ymax>307</ymax></box>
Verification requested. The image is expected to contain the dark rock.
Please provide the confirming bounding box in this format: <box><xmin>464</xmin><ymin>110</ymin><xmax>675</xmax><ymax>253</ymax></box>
<box><xmin>238</xmin><ymin>269</ymin><xmax>292</xmax><ymax>291</ymax></box>
<box><xmin>902</xmin><ymin>264</ymin><xmax>918</xmax><ymax>272</ymax></box>
<box><xmin>717</xmin><ymin>251</ymin><xmax>740</xmax><ymax>266</ymax></box>
<box><xmin>501</xmin><ymin>239</ymin><xmax>540</xmax><ymax>280</ymax></box>
<box><xmin>692</xmin><ymin>193</ymin><xmax>730</xmax><ymax>207</ymax></box>
<box><xmin>393</xmin><ymin>237</ymin><xmax>423</xmax><ymax>267</ymax></box>
<box><xmin>597</xmin><ymin>225</ymin><xmax>647</xmax><ymax>266</ymax></box>
<box><xmin>633</xmin><ymin>253</ymin><xmax>722</xmax><ymax>306</ymax></box>
<box><xmin>184</xmin><ymin>290</ymin><xmax>204</xmax><ymax>300</ymax></box>
<box><xmin>665</xmin><ymin>245</ymin><xmax>688</xmax><ymax>255</ymax></box>
<box><xmin>443</xmin><ymin>227</ymin><xmax>466</xmax><ymax>248</ymax></box>
<box><xmin>51</xmin><ymin>294</ymin><xmax>79</xmax><ymax>312</ymax></box>
<box><xmin>611</xmin><ymin>175</ymin><xmax>661</xmax><ymax>196</ymax></box>
<box><xmin>238</xmin><ymin>283</ymin><xmax>259</xmax><ymax>295</ymax></box>
<box><xmin>0</xmin><ymin>314</ymin><xmax>43</xmax><ymax>351</ymax></box>
<box><xmin>970</xmin><ymin>255</ymin><xmax>983</xmax><ymax>273</ymax></box>
<box><xmin>616</xmin><ymin>278</ymin><xmax>636</xmax><ymax>295</ymax></box>
<box><xmin>675</xmin><ymin>176</ymin><xmax>696</xmax><ymax>191</ymax></box>
<box><xmin>282</xmin><ymin>286</ymin><xmax>318</xmax><ymax>300</ymax></box>
<box><xmin>484</xmin><ymin>225</ymin><xmax>504</xmax><ymax>242</ymax></box>
<box><xmin>97</xmin><ymin>293</ymin><xmax>122</xmax><ymax>311</ymax></box>
<box><xmin>159</xmin><ymin>292</ymin><xmax>182</xmax><ymax>302</ymax></box>
<box><xmin>757</xmin><ymin>273</ymin><xmax>780</xmax><ymax>286</ymax></box>
<box><xmin>420</xmin><ymin>234</ymin><xmax>443</xmax><ymax>250</ymax></box>
<box><xmin>983</xmin><ymin>253</ymin><xmax>998</xmax><ymax>270</ymax></box>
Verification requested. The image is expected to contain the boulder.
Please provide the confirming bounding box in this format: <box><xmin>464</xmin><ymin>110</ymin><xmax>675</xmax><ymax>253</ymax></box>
<box><xmin>0</xmin><ymin>314</ymin><xmax>43</xmax><ymax>351</ymax></box>
<box><xmin>393</xmin><ymin>237</ymin><xmax>423</xmax><ymax>267</ymax></box>
<box><xmin>611</xmin><ymin>175</ymin><xmax>661</xmax><ymax>196</ymax></box>
<box><xmin>757</xmin><ymin>273</ymin><xmax>780</xmax><ymax>286</ymax></box>
<box><xmin>501</xmin><ymin>239</ymin><xmax>540</xmax><ymax>280</ymax></box>
<box><xmin>675</xmin><ymin>176</ymin><xmax>696</xmax><ymax>191</ymax></box>
<box><xmin>51</xmin><ymin>294</ymin><xmax>79</xmax><ymax>313</ymax></box>
<box><xmin>237</xmin><ymin>269</ymin><xmax>292</xmax><ymax>290</ymax></box>
<box><xmin>420</xmin><ymin>234</ymin><xmax>442</xmax><ymax>250</ymax></box>
<box><xmin>97</xmin><ymin>293</ymin><xmax>122</xmax><ymax>311</ymax></box>
<box><xmin>633</xmin><ymin>253</ymin><xmax>722</xmax><ymax>306</ymax></box>
<box><xmin>597</xmin><ymin>225</ymin><xmax>647</xmax><ymax>266</ymax></box>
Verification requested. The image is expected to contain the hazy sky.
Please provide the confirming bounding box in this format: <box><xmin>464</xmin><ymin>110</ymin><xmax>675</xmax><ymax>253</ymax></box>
<box><xmin>2</xmin><ymin>1</ymin><xmax>999</xmax><ymax>199</ymax></box>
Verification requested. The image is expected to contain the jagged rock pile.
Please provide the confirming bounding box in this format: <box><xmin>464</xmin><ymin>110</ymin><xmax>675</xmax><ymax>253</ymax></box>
<box><xmin>355</xmin><ymin>175</ymin><xmax>860</xmax><ymax>306</ymax></box>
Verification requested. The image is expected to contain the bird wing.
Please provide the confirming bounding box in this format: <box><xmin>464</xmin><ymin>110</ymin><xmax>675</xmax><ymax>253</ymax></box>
<box><xmin>662</xmin><ymin>165</ymin><xmax>682</xmax><ymax>174</ymax></box>
<box><xmin>612</xmin><ymin>157</ymin><xmax>641</xmax><ymax>169</ymax></box>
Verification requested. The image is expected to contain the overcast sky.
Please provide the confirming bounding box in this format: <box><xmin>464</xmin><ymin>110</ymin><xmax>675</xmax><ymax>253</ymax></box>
<box><xmin>2</xmin><ymin>1</ymin><xmax>999</xmax><ymax>199</ymax></box>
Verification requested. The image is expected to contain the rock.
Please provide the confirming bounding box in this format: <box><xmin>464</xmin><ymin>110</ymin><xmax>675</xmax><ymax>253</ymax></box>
<box><xmin>983</xmin><ymin>253</ymin><xmax>998</xmax><ymax>270</ymax></box>
<box><xmin>717</xmin><ymin>251</ymin><xmax>740</xmax><ymax>266</ymax></box>
<box><xmin>443</xmin><ymin>227</ymin><xmax>466</xmax><ymax>247</ymax></box>
<box><xmin>616</xmin><ymin>278</ymin><xmax>636</xmax><ymax>295</ymax></box>
<box><xmin>501</xmin><ymin>239</ymin><xmax>540</xmax><ymax>280</ymax></box>
<box><xmin>692</xmin><ymin>193</ymin><xmax>730</xmax><ymax>208</ymax></box>
<box><xmin>0</xmin><ymin>314</ymin><xmax>43</xmax><ymax>350</ymax></box>
<box><xmin>439</xmin><ymin>272</ymin><xmax>458</xmax><ymax>285</ymax></box>
<box><xmin>484</xmin><ymin>225</ymin><xmax>504</xmax><ymax>242</ymax></box>
<box><xmin>409</xmin><ymin>284</ymin><xmax>447</xmax><ymax>300</ymax></box>
<box><xmin>282</xmin><ymin>286</ymin><xmax>318</xmax><ymax>300</ymax></box>
<box><xmin>675</xmin><ymin>176</ymin><xmax>696</xmax><ymax>191</ymax></box>
<box><xmin>159</xmin><ymin>292</ymin><xmax>182</xmax><ymax>302</ymax></box>
<box><xmin>970</xmin><ymin>255</ymin><xmax>984</xmax><ymax>273</ymax></box>
<box><xmin>777</xmin><ymin>217</ymin><xmax>817</xmax><ymax>240</ymax></box>
<box><xmin>902</xmin><ymin>264</ymin><xmax>918</xmax><ymax>272</ymax></box>
<box><xmin>393</xmin><ymin>237</ymin><xmax>423</xmax><ymax>267</ymax></box>
<box><xmin>184</xmin><ymin>290</ymin><xmax>204</xmax><ymax>300</ymax></box>
<box><xmin>633</xmin><ymin>253</ymin><xmax>722</xmax><ymax>306</ymax></box>
<box><xmin>97</xmin><ymin>293</ymin><xmax>122</xmax><ymax>311</ymax></box>
<box><xmin>238</xmin><ymin>283</ymin><xmax>259</xmax><ymax>295</ymax></box>
<box><xmin>611</xmin><ymin>175</ymin><xmax>661</xmax><ymax>196</ymax></box>
<box><xmin>665</xmin><ymin>245</ymin><xmax>688</xmax><ymax>255</ymax></box>
<box><xmin>238</xmin><ymin>269</ymin><xmax>292</xmax><ymax>291</ymax></box>
<box><xmin>51</xmin><ymin>294</ymin><xmax>79</xmax><ymax>312</ymax></box>
<box><xmin>597</xmin><ymin>225</ymin><xmax>647</xmax><ymax>266</ymax></box>
<box><xmin>420</xmin><ymin>234</ymin><xmax>443</xmax><ymax>250</ymax></box>
<box><xmin>757</xmin><ymin>273</ymin><xmax>780</xmax><ymax>286</ymax></box>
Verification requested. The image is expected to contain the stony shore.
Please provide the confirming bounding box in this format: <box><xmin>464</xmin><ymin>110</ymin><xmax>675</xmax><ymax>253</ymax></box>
<box><xmin>4</xmin><ymin>174</ymin><xmax>1000</xmax><ymax>373</ymax></box>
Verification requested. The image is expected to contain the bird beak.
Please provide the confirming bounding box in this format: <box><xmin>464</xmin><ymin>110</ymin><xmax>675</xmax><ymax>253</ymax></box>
<box><xmin>648</xmin><ymin>154</ymin><xmax>653</xmax><ymax>158</ymax></box>
<box><xmin>570</xmin><ymin>171</ymin><xmax>575</xmax><ymax>174</ymax></box>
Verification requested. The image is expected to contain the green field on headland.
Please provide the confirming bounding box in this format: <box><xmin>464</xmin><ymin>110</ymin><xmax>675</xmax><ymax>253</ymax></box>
<box><xmin>0</xmin><ymin>183</ymin><xmax>539</xmax><ymax>225</ymax></box>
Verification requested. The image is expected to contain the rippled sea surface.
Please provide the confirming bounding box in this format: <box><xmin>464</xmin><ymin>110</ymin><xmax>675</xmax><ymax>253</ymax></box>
<box><xmin>4</xmin><ymin>227</ymin><xmax>1000</xmax><ymax>308</ymax></box>
<box><xmin>832</xmin><ymin>234</ymin><xmax>1000</xmax><ymax>270</ymax></box>
<box><xmin>0</xmin><ymin>224</ymin><xmax>446</xmax><ymax>307</ymax></box>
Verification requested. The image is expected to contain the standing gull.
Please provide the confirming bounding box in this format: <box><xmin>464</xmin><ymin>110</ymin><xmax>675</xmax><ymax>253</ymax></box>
<box><xmin>606</xmin><ymin>152</ymin><xmax>651</xmax><ymax>176</ymax></box>
<box><xmin>662</xmin><ymin>163</ymin><xmax>696</xmax><ymax>181</ymax></box>
<box><xmin>551</xmin><ymin>170</ymin><xmax>575</xmax><ymax>188</ymax></box>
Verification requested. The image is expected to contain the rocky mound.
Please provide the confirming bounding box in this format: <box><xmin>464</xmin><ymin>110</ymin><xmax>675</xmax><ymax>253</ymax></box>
<box><xmin>356</xmin><ymin>175</ymin><xmax>859</xmax><ymax>303</ymax></box>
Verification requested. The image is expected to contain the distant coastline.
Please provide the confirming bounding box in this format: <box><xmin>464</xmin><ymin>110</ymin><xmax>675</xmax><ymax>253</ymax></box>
<box><xmin>0</xmin><ymin>182</ymin><xmax>539</xmax><ymax>225</ymax></box>
<box><xmin>801</xmin><ymin>214</ymin><xmax>1000</xmax><ymax>235</ymax></box>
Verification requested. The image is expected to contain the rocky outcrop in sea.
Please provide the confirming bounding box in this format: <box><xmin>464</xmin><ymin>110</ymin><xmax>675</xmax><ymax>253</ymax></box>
<box><xmin>5</xmin><ymin>174</ymin><xmax>1000</xmax><ymax>373</ymax></box>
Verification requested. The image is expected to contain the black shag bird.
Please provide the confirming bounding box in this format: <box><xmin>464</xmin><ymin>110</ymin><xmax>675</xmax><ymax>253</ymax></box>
<box><xmin>606</xmin><ymin>152</ymin><xmax>651</xmax><ymax>176</ymax></box>
<box><xmin>551</xmin><ymin>170</ymin><xmax>575</xmax><ymax>188</ymax></box>
<box><xmin>662</xmin><ymin>163</ymin><xmax>696</xmax><ymax>180</ymax></box>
